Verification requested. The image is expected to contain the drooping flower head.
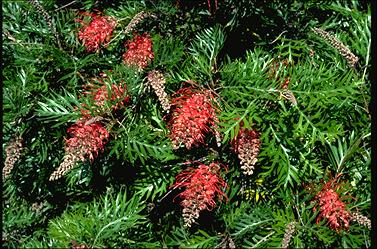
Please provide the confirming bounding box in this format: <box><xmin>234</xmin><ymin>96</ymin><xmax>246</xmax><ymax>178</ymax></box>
<box><xmin>172</xmin><ymin>162</ymin><xmax>227</xmax><ymax>227</ymax></box>
<box><xmin>76</xmin><ymin>12</ymin><xmax>116</xmax><ymax>52</ymax></box>
<box><xmin>65</xmin><ymin>120</ymin><xmax>109</xmax><ymax>161</ymax></box>
<box><xmin>49</xmin><ymin>120</ymin><xmax>109</xmax><ymax>181</ymax></box>
<box><xmin>312</xmin><ymin>176</ymin><xmax>351</xmax><ymax>231</ymax></box>
<box><xmin>167</xmin><ymin>86</ymin><xmax>220</xmax><ymax>150</ymax></box>
<box><xmin>123</xmin><ymin>33</ymin><xmax>154</xmax><ymax>69</ymax></box>
<box><xmin>231</xmin><ymin>126</ymin><xmax>261</xmax><ymax>175</ymax></box>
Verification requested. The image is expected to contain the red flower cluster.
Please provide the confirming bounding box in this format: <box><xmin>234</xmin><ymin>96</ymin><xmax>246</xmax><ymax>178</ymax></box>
<box><xmin>65</xmin><ymin>120</ymin><xmax>109</xmax><ymax>162</ymax></box>
<box><xmin>123</xmin><ymin>33</ymin><xmax>154</xmax><ymax>69</ymax></box>
<box><xmin>167</xmin><ymin>87</ymin><xmax>220</xmax><ymax>150</ymax></box>
<box><xmin>231</xmin><ymin>127</ymin><xmax>261</xmax><ymax>175</ymax></box>
<box><xmin>92</xmin><ymin>84</ymin><xmax>128</xmax><ymax>107</ymax></box>
<box><xmin>313</xmin><ymin>180</ymin><xmax>350</xmax><ymax>231</ymax></box>
<box><xmin>172</xmin><ymin>162</ymin><xmax>227</xmax><ymax>227</ymax></box>
<box><xmin>83</xmin><ymin>73</ymin><xmax>130</xmax><ymax>112</ymax></box>
<box><xmin>49</xmin><ymin>119</ymin><xmax>109</xmax><ymax>181</ymax></box>
<box><xmin>84</xmin><ymin>79</ymin><xmax>130</xmax><ymax>111</ymax></box>
<box><xmin>76</xmin><ymin>12</ymin><xmax>116</xmax><ymax>52</ymax></box>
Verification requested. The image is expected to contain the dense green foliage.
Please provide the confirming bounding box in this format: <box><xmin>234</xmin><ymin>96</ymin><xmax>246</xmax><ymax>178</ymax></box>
<box><xmin>3</xmin><ymin>0</ymin><xmax>371</xmax><ymax>248</ymax></box>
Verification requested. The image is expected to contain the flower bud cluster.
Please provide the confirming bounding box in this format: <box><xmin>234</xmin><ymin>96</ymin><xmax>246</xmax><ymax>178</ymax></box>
<box><xmin>27</xmin><ymin>0</ymin><xmax>61</xmax><ymax>47</ymax></box>
<box><xmin>31</xmin><ymin>202</ymin><xmax>44</xmax><ymax>213</ymax></box>
<box><xmin>223</xmin><ymin>237</ymin><xmax>235</xmax><ymax>249</ymax></box>
<box><xmin>168</xmin><ymin>87</ymin><xmax>219</xmax><ymax>150</ymax></box>
<box><xmin>76</xmin><ymin>12</ymin><xmax>116</xmax><ymax>52</ymax></box>
<box><xmin>172</xmin><ymin>162</ymin><xmax>227</xmax><ymax>227</ymax></box>
<box><xmin>3</xmin><ymin>136</ymin><xmax>23</xmax><ymax>180</ymax></box>
<box><xmin>71</xmin><ymin>240</ymin><xmax>89</xmax><ymax>249</ymax></box>
<box><xmin>312</xmin><ymin>27</ymin><xmax>359</xmax><ymax>67</ymax></box>
<box><xmin>281</xmin><ymin>221</ymin><xmax>296</xmax><ymax>248</ymax></box>
<box><xmin>123</xmin><ymin>33</ymin><xmax>154</xmax><ymax>69</ymax></box>
<box><xmin>49</xmin><ymin>120</ymin><xmax>109</xmax><ymax>181</ymax></box>
<box><xmin>124</xmin><ymin>11</ymin><xmax>157</xmax><ymax>34</ymax></box>
<box><xmin>231</xmin><ymin>128</ymin><xmax>261</xmax><ymax>175</ymax></box>
<box><xmin>350</xmin><ymin>212</ymin><xmax>371</xmax><ymax>230</ymax></box>
<box><xmin>147</xmin><ymin>70</ymin><xmax>170</xmax><ymax>112</ymax></box>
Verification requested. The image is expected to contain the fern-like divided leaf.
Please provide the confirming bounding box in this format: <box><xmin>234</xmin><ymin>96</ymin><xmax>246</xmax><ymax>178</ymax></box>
<box><xmin>189</xmin><ymin>25</ymin><xmax>225</xmax><ymax>75</ymax></box>
<box><xmin>183</xmin><ymin>230</ymin><xmax>220</xmax><ymax>248</ymax></box>
<box><xmin>110</xmin><ymin>120</ymin><xmax>176</xmax><ymax>164</ymax></box>
<box><xmin>47</xmin><ymin>189</ymin><xmax>146</xmax><ymax>248</ymax></box>
<box><xmin>174</xmin><ymin>25</ymin><xmax>225</xmax><ymax>83</ymax></box>
<box><xmin>133</xmin><ymin>167</ymin><xmax>177</xmax><ymax>202</ymax></box>
<box><xmin>153</xmin><ymin>35</ymin><xmax>185</xmax><ymax>70</ymax></box>
<box><xmin>221</xmin><ymin>204</ymin><xmax>274</xmax><ymax>248</ymax></box>
<box><xmin>274</xmin><ymin>37</ymin><xmax>310</xmax><ymax>64</ymax></box>
<box><xmin>3</xmin><ymin>68</ymin><xmax>34</xmax><ymax>123</ymax></box>
<box><xmin>230</xmin><ymin>206</ymin><xmax>272</xmax><ymax>238</ymax></box>
<box><xmin>327</xmin><ymin>131</ymin><xmax>366</xmax><ymax>174</ymax></box>
<box><xmin>218</xmin><ymin>103</ymin><xmax>260</xmax><ymax>144</ymax></box>
<box><xmin>165</xmin><ymin>227</ymin><xmax>220</xmax><ymax>248</ymax></box>
<box><xmin>2</xmin><ymin>183</ymin><xmax>51</xmax><ymax>248</ymax></box>
<box><xmin>36</xmin><ymin>90</ymin><xmax>82</xmax><ymax>127</ymax></box>
<box><xmin>259</xmin><ymin>125</ymin><xmax>300</xmax><ymax>189</ymax></box>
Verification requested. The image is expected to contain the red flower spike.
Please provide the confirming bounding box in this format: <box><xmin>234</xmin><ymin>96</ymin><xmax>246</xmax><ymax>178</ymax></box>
<box><xmin>167</xmin><ymin>87</ymin><xmax>220</xmax><ymax>150</ymax></box>
<box><xmin>65</xmin><ymin>120</ymin><xmax>109</xmax><ymax>162</ymax></box>
<box><xmin>76</xmin><ymin>12</ymin><xmax>116</xmax><ymax>52</ymax></box>
<box><xmin>172</xmin><ymin>162</ymin><xmax>227</xmax><ymax>227</ymax></box>
<box><xmin>91</xmin><ymin>84</ymin><xmax>129</xmax><ymax>109</ymax></box>
<box><xmin>123</xmin><ymin>33</ymin><xmax>154</xmax><ymax>69</ymax></box>
<box><xmin>49</xmin><ymin>120</ymin><xmax>109</xmax><ymax>181</ymax></box>
<box><xmin>83</xmin><ymin>77</ymin><xmax>130</xmax><ymax>111</ymax></box>
<box><xmin>313</xmin><ymin>178</ymin><xmax>351</xmax><ymax>231</ymax></box>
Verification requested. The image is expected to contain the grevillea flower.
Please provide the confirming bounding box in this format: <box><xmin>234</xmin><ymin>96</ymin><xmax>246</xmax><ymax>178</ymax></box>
<box><xmin>89</xmin><ymin>83</ymin><xmax>129</xmax><ymax>110</ymax></box>
<box><xmin>65</xmin><ymin>120</ymin><xmax>109</xmax><ymax>161</ymax></box>
<box><xmin>281</xmin><ymin>77</ymin><xmax>290</xmax><ymax>89</ymax></box>
<box><xmin>167</xmin><ymin>87</ymin><xmax>220</xmax><ymax>150</ymax></box>
<box><xmin>172</xmin><ymin>162</ymin><xmax>227</xmax><ymax>227</ymax></box>
<box><xmin>123</xmin><ymin>33</ymin><xmax>154</xmax><ymax>69</ymax></box>
<box><xmin>231</xmin><ymin>127</ymin><xmax>261</xmax><ymax>175</ymax></box>
<box><xmin>83</xmin><ymin>76</ymin><xmax>130</xmax><ymax>111</ymax></box>
<box><xmin>49</xmin><ymin>120</ymin><xmax>109</xmax><ymax>180</ymax></box>
<box><xmin>76</xmin><ymin>12</ymin><xmax>116</xmax><ymax>52</ymax></box>
<box><xmin>313</xmin><ymin>178</ymin><xmax>350</xmax><ymax>231</ymax></box>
